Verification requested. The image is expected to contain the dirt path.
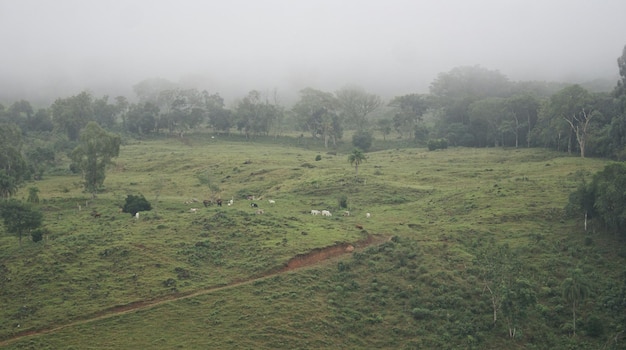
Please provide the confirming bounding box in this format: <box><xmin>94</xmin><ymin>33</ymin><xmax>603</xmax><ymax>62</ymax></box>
<box><xmin>0</xmin><ymin>234</ymin><xmax>389</xmax><ymax>347</ymax></box>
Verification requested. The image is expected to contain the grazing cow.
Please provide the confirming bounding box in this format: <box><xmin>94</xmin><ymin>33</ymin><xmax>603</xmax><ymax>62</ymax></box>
<box><xmin>250</xmin><ymin>203</ymin><xmax>258</xmax><ymax>208</ymax></box>
<box><xmin>268</xmin><ymin>199</ymin><xmax>275</xmax><ymax>204</ymax></box>
<box><xmin>256</xmin><ymin>209</ymin><xmax>264</xmax><ymax>215</ymax></box>
<box><xmin>246</xmin><ymin>195</ymin><xmax>255</xmax><ymax>200</ymax></box>
<box><xmin>228</xmin><ymin>199</ymin><xmax>234</xmax><ymax>206</ymax></box>
<box><xmin>355</xmin><ymin>224</ymin><xmax>364</xmax><ymax>230</ymax></box>
<box><xmin>321</xmin><ymin>210</ymin><xmax>332</xmax><ymax>217</ymax></box>
<box><xmin>311</xmin><ymin>210</ymin><xmax>321</xmax><ymax>215</ymax></box>
<box><xmin>366</xmin><ymin>212</ymin><xmax>371</xmax><ymax>218</ymax></box>
<box><xmin>91</xmin><ymin>211</ymin><xmax>101</xmax><ymax>218</ymax></box>
<box><xmin>216</xmin><ymin>199</ymin><xmax>222</xmax><ymax>207</ymax></box>
<box><xmin>190</xmin><ymin>208</ymin><xmax>198</xmax><ymax>213</ymax></box>
<box><xmin>203</xmin><ymin>199</ymin><xmax>211</xmax><ymax>207</ymax></box>
<box><xmin>343</xmin><ymin>211</ymin><xmax>350</xmax><ymax>216</ymax></box>
<box><xmin>135</xmin><ymin>212</ymin><xmax>140</xmax><ymax>219</ymax></box>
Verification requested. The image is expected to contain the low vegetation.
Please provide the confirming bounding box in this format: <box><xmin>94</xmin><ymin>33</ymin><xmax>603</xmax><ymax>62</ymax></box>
<box><xmin>1</xmin><ymin>134</ymin><xmax>624</xmax><ymax>349</ymax></box>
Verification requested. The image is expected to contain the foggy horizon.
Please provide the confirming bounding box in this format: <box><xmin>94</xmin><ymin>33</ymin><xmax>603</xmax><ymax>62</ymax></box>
<box><xmin>1</xmin><ymin>0</ymin><xmax>625</xmax><ymax>107</ymax></box>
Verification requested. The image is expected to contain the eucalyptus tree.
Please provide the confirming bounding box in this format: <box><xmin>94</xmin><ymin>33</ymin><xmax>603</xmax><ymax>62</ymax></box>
<box><xmin>506</xmin><ymin>93</ymin><xmax>540</xmax><ymax>148</ymax></box>
<box><xmin>70</xmin><ymin>122</ymin><xmax>121</xmax><ymax>196</ymax></box>
<box><xmin>535</xmin><ymin>85</ymin><xmax>594</xmax><ymax>156</ymax></box>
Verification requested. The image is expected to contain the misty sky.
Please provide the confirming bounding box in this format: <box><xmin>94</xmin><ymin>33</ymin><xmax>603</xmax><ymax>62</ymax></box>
<box><xmin>1</xmin><ymin>0</ymin><xmax>625</xmax><ymax>104</ymax></box>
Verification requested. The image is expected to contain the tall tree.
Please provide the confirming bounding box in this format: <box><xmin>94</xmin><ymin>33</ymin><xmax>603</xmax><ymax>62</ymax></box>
<box><xmin>388</xmin><ymin>94</ymin><xmax>429</xmax><ymax>140</ymax></box>
<box><xmin>0</xmin><ymin>123</ymin><xmax>28</xmax><ymax>185</ymax></box>
<box><xmin>70</xmin><ymin>122</ymin><xmax>121</xmax><ymax>195</ymax></box>
<box><xmin>292</xmin><ymin>87</ymin><xmax>339</xmax><ymax>141</ymax></box>
<box><xmin>506</xmin><ymin>94</ymin><xmax>540</xmax><ymax>148</ymax></box>
<box><xmin>51</xmin><ymin>91</ymin><xmax>94</xmax><ymax>141</ymax></box>
<box><xmin>0</xmin><ymin>199</ymin><xmax>43</xmax><ymax>246</ymax></box>
<box><xmin>336</xmin><ymin>86</ymin><xmax>381</xmax><ymax>132</ymax></box>
<box><xmin>561</xmin><ymin>269</ymin><xmax>592</xmax><ymax>336</ymax></box>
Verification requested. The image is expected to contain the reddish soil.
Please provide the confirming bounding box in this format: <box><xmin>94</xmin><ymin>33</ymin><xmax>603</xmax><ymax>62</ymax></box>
<box><xmin>0</xmin><ymin>234</ymin><xmax>389</xmax><ymax>347</ymax></box>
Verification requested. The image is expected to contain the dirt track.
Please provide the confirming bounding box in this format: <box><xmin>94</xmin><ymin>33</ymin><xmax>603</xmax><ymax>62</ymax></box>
<box><xmin>0</xmin><ymin>234</ymin><xmax>389</xmax><ymax>347</ymax></box>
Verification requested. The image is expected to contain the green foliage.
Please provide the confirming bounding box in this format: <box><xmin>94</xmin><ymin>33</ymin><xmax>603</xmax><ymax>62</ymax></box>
<box><xmin>0</xmin><ymin>170</ymin><xmax>19</xmax><ymax>199</ymax></box>
<box><xmin>0</xmin><ymin>199</ymin><xmax>43</xmax><ymax>246</ymax></box>
<box><xmin>568</xmin><ymin>162</ymin><xmax>626</xmax><ymax>233</ymax></box>
<box><xmin>122</xmin><ymin>194</ymin><xmax>152</xmax><ymax>216</ymax></box>
<box><xmin>561</xmin><ymin>268</ymin><xmax>592</xmax><ymax>336</ymax></box>
<box><xmin>315</xmin><ymin>154</ymin><xmax>322</xmax><ymax>161</ymax></box>
<box><xmin>348</xmin><ymin>148</ymin><xmax>366</xmax><ymax>175</ymax></box>
<box><xmin>352</xmin><ymin>131</ymin><xmax>373</xmax><ymax>151</ymax></box>
<box><xmin>70</xmin><ymin>122</ymin><xmax>121</xmax><ymax>194</ymax></box>
<box><xmin>27</xmin><ymin>187</ymin><xmax>40</xmax><ymax>204</ymax></box>
<box><xmin>337</xmin><ymin>194</ymin><xmax>348</xmax><ymax>209</ymax></box>
<box><xmin>427</xmin><ymin>138</ymin><xmax>448</xmax><ymax>151</ymax></box>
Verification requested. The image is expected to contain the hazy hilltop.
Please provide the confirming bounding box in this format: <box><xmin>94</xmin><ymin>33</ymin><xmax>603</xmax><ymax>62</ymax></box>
<box><xmin>1</xmin><ymin>0</ymin><xmax>625</xmax><ymax>106</ymax></box>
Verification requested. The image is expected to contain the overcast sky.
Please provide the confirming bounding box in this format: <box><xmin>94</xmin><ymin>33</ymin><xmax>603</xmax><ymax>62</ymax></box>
<box><xmin>1</xmin><ymin>0</ymin><xmax>625</xmax><ymax>105</ymax></box>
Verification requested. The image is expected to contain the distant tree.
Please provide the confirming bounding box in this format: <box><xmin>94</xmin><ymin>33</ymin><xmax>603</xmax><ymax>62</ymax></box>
<box><xmin>292</xmin><ymin>87</ymin><xmax>339</xmax><ymax>141</ymax></box>
<box><xmin>506</xmin><ymin>94</ymin><xmax>540</xmax><ymax>148</ymax></box>
<box><xmin>336</xmin><ymin>86</ymin><xmax>381</xmax><ymax>132</ymax></box>
<box><xmin>70</xmin><ymin>122</ymin><xmax>121</xmax><ymax>195</ymax></box>
<box><xmin>352</xmin><ymin>131</ymin><xmax>373</xmax><ymax>152</ymax></box>
<box><xmin>51</xmin><ymin>91</ymin><xmax>94</xmax><ymax>141</ymax></box>
<box><xmin>348</xmin><ymin>148</ymin><xmax>367</xmax><ymax>176</ymax></box>
<box><xmin>589</xmin><ymin>162</ymin><xmax>626</xmax><ymax>233</ymax></box>
<box><xmin>561</xmin><ymin>269</ymin><xmax>592</xmax><ymax>336</ymax></box>
<box><xmin>0</xmin><ymin>199</ymin><xmax>43</xmax><ymax>246</ymax></box>
<box><xmin>126</xmin><ymin>102</ymin><xmax>160</xmax><ymax>135</ymax></box>
<box><xmin>430</xmin><ymin>65</ymin><xmax>511</xmax><ymax>128</ymax></box>
<box><xmin>501</xmin><ymin>278</ymin><xmax>536</xmax><ymax>338</ymax></box>
<box><xmin>24</xmin><ymin>108</ymin><xmax>54</xmax><ymax>133</ymax></box>
<box><xmin>376</xmin><ymin>118</ymin><xmax>392</xmax><ymax>141</ymax></box>
<box><xmin>122</xmin><ymin>194</ymin><xmax>152</xmax><ymax>216</ymax></box>
<box><xmin>388</xmin><ymin>94</ymin><xmax>429</xmax><ymax>139</ymax></box>
<box><xmin>92</xmin><ymin>95</ymin><xmax>118</xmax><ymax>130</ymax></box>
<box><xmin>27</xmin><ymin>187</ymin><xmax>40</xmax><ymax>204</ymax></box>
<box><xmin>0</xmin><ymin>170</ymin><xmax>18</xmax><ymax>200</ymax></box>
<box><xmin>0</xmin><ymin>123</ymin><xmax>28</xmax><ymax>185</ymax></box>
<box><xmin>468</xmin><ymin>97</ymin><xmax>507</xmax><ymax>147</ymax></box>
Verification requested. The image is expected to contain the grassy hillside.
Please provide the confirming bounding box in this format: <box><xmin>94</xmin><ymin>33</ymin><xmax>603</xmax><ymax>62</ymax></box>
<box><xmin>1</xmin><ymin>134</ymin><xmax>624</xmax><ymax>349</ymax></box>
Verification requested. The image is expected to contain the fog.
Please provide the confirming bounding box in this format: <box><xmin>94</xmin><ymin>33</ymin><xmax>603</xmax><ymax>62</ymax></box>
<box><xmin>1</xmin><ymin>0</ymin><xmax>625</xmax><ymax>105</ymax></box>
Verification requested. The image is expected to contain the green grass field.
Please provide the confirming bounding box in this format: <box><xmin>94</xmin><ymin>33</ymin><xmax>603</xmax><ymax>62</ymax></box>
<box><xmin>1</xmin><ymin>134</ymin><xmax>622</xmax><ymax>349</ymax></box>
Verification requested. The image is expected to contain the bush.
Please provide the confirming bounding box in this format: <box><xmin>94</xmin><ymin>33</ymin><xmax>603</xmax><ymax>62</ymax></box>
<box><xmin>315</xmin><ymin>155</ymin><xmax>322</xmax><ymax>161</ymax></box>
<box><xmin>122</xmin><ymin>194</ymin><xmax>152</xmax><ymax>216</ymax></box>
<box><xmin>352</xmin><ymin>132</ymin><xmax>373</xmax><ymax>152</ymax></box>
<box><xmin>338</xmin><ymin>195</ymin><xmax>348</xmax><ymax>209</ymax></box>
<box><xmin>31</xmin><ymin>228</ymin><xmax>46</xmax><ymax>242</ymax></box>
<box><xmin>427</xmin><ymin>138</ymin><xmax>448</xmax><ymax>151</ymax></box>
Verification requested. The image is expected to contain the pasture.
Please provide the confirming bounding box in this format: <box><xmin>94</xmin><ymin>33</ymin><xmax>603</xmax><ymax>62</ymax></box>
<box><xmin>1</xmin><ymin>134</ymin><xmax>621</xmax><ymax>349</ymax></box>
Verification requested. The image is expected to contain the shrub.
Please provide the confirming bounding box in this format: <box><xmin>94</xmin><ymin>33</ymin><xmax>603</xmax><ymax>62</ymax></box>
<box><xmin>122</xmin><ymin>194</ymin><xmax>152</xmax><ymax>216</ymax></box>
<box><xmin>31</xmin><ymin>228</ymin><xmax>45</xmax><ymax>242</ymax></box>
<box><xmin>315</xmin><ymin>155</ymin><xmax>322</xmax><ymax>161</ymax></box>
<box><xmin>427</xmin><ymin>138</ymin><xmax>448</xmax><ymax>151</ymax></box>
<box><xmin>338</xmin><ymin>195</ymin><xmax>348</xmax><ymax>209</ymax></box>
<box><xmin>352</xmin><ymin>131</ymin><xmax>373</xmax><ymax>152</ymax></box>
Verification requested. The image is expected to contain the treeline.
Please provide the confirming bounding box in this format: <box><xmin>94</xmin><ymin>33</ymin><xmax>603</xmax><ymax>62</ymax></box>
<box><xmin>1</xmin><ymin>46</ymin><xmax>626</xmax><ymax>186</ymax></box>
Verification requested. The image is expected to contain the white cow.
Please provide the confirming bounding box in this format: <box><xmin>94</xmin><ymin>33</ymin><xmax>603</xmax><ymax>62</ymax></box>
<box><xmin>311</xmin><ymin>210</ymin><xmax>321</xmax><ymax>215</ymax></box>
<box><xmin>190</xmin><ymin>208</ymin><xmax>198</xmax><ymax>213</ymax></box>
<box><xmin>366</xmin><ymin>212</ymin><xmax>371</xmax><ymax>218</ymax></box>
<box><xmin>268</xmin><ymin>199</ymin><xmax>276</xmax><ymax>204</ymax></box>
<box><xmin>135</xmin><ymin>212</ymin><xmax>140</xmax><ymax>219</ymax></box>
<box><xmin>321</xmin><ymin>210</ymin><xmax>332</xmax><ymax>217</ymax></box>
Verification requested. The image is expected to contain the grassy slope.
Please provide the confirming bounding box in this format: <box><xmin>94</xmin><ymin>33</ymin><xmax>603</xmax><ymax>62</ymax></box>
<box><xmin>1</xmin><ymin>134</ymin><xmax>623</xmax><ymax>349</ymax></box>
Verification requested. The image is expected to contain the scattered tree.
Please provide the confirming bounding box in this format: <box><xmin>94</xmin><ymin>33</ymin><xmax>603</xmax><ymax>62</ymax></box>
<box><xmin>348</xmin><ymin>148</ymin><xmax>366</xmax><ymax>176</ymax></box>
<box><xmin>70</xmin><ymin>122</ymin><xmax>121</xmax><ymax>195</ymax></box>
<box><xmin>122</xmin><ymin>194</ymin><xmax>152</xmax><ymax>216</ymax></box>
<box><xmin>0</xmin><ymin>199</ymin><xmax>43</xmax><ymax>246</ymax></box>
